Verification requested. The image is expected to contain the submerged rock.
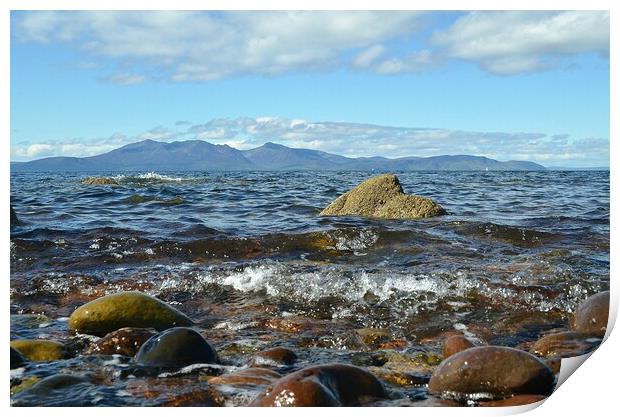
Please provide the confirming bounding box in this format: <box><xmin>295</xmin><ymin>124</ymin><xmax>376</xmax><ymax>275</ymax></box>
<box><xmin>80</xmin><ymin>177</ymin><xmax>119</xmax><ymax>186</ymax></box>
<box><xmin>530</xmin><ymin>331</ymin><xmax>600</xmax><ymax>358</ymax></box>
<box><xmin>319</xmin><ymin>174</ymin><xmax>446</xmax><ymax>219</ymax></box>
<box><xmin>355</xmin><ymin>328</ymin><xmax>392</xmax><ymax>349</ymax></box>
<box><xmin>209</xmin><ymin>368</ymin><xmax>281</xmax><ymax>386</ymax></box>
<box><xmin>134</xmin><ymin>327</ymin><xmax>218</xmax><ymax>369</ymax></box>
<box><xmin>68</xmin><ymin>291</ymin><xmax>193</xmax><ymax>336</ymax></box>
<box><xmin>11</xmin><ymin>347</ymin><xmax>27</xmax><ymax>369</ymax></box>
<box><xmin>248</xmin><ymin>347</ymin><xmax>298</xmax><ymax>367</ymax></box>
<box><xmin>14</xmin><ymin>374</ymin><xmax>91</xmax><ymax>397</ymax></box>
<box><xmin>428</xmin><ymin>346</ymin><xmax>555</xmax><ymax>400</ymax></box>
<box><xmin>10</xmin><ymin>339</ymin><xmax>67</xmax><ymax>361</ymax></box>
<box><xmin>443</xmin><ymin>334</ymin><xmax>476</xmax><ymax>359</ymax></box>
<box><xmin>86</xmin><ymin>327</ymin><xmax>158</xmax><ymax>356</ymax></box>
<box><xmin>251</xmin><ymin>364</ymin><xmax>388</xmax><ymax>407</ymax></box>
<box><xmin>572</xmin><ymin>291</ymin><xmax>609</xmax><ymax>337</ymax></box>
<box><xmin>10</xmin><ymin>206</ymin><xmax>20</xmax><ymax>226</ymax></box>
<box><xmin>479</xmin><ymin>394</ymin><xmax>547</xmax><ymax>407</ymax></box>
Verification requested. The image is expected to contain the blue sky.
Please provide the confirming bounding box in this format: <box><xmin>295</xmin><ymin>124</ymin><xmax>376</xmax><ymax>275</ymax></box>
<box><xmin>10</xmin><ymin>11</ymin><xmax>610</xmax><ymax>167</ymax></box>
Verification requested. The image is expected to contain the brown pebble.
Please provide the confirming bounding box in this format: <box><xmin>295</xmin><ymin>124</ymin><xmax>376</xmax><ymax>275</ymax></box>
<box><xmin>572</xmin><ymin>291</ymin><xmax>609</xmax><ymax>337</ymax></box>
<box><xmin>248</xmin><ymin>347</ymin><xmax>298</xmax><ymax>367</ymax></box>
<box><xmin>428</xmin><ymin>346</ymin><xmax>555</xmax><ymax>399</ymax></box>
<box><xmin>480</xmin><ymin>394</ymin><xmax>547</xmax><ymax>407</ymax></box>
<box><xmin>86</xmin><ymin>327</ymin><xmax>158</xmax><ymax>356</ymax></box>
<box><xmin>443</xmin><ymin>334</ymin><xmax>475</xmax><ymax>358</ymax></box>
<box><xmin>530</xmin><ymin>331</ymin><xmax>600</xmax><ymax>358</ymax></box>
<box><xmin>251</xmin><ymin>364</ymin><xmax>388</xmax><ymax>406</ymax></box>
<box><xmin>209</xmin><ymin>368</ymin><xmax>281</xmax><ymax>386</ymax></box>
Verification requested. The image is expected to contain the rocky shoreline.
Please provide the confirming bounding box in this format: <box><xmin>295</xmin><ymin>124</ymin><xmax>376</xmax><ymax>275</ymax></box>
<box><xmin>9</xmin><ymin>289</ymin><xmax>608</xmax><ymax>406</ymax></box>
<box><xmin>10</xmin><ymin>174</ymin><xmax>610</xmax><ymax>406</ymax></box>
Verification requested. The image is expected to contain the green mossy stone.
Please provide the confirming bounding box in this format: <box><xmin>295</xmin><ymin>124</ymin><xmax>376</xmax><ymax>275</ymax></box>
<box><xmin>10</xmin><ymin>340</ymin><xmax>67</xmax><ymax>361</ymax></box>
<box><xmin>68</xmin><ymin>291</ymin><xmax>194</xmax><ymax>336</ymax></box>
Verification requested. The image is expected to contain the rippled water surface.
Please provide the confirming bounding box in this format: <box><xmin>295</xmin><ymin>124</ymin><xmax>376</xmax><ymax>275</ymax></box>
<box><xmin>10</xmin><ymin>170</ymin><xmax>610</xmax><ymax>406</ymax></box>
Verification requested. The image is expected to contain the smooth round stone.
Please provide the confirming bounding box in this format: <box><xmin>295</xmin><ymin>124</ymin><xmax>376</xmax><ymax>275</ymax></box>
<box><xmin>134</xmin><ymin>327</ymin><xmax>218</xmax><ymax>369</ymax></box>
<box><xmin>443</xmin><ymin>335</ymin><xmax>475</xmax><ymax>358</ymax></box>
<box><xmin>251</xmin><ymin>364</ymin><xmax>388</xmax><ymax>407</ymax></box>
<box><xmin>572</xmin><ymin>291</ymin><xmax>609</xmax><ymax>337</ymax></box>
<box><xmin>68</xmin><ymin>291</ymin><xmax>193</xmax><ymax>336</ymax></box>
<box><xmin>11</xmin><ymin>347</ymin><xmax>27</xmax><ymax>369</ymax></box>
<box><xmin>10</xmin><ymin>339</ymin><xmax>67</xmax><ymax>361</ymax></box>
<box><xmin>248</xmin><ymin>347</ymin><xmax>298</xmax><ymax>367</ymax></box>
<box><xmin>86</xmin><ymin>327</ymin><xmax>158</xmax><ymax>356</ymax></box>
<box><xmin>428</xmin><ymin>346</ymin><xmax>555</xmax><ymax>399</ymax></box>
<box><xmin>20</xmin><ymin>374</ymin><xmax>90</xmax><ymax>395</ymax></box>
<box><xmin>530</xmin><ymin>331</ymin><xmax>600</xmax><ymax>358</ymax></box>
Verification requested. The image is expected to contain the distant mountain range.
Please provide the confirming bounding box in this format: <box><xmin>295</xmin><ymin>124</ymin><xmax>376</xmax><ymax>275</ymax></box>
<box><xmin>11</xmin><ymin>139</ymin><xmax>546</xmax><ymax>171</ymax></box>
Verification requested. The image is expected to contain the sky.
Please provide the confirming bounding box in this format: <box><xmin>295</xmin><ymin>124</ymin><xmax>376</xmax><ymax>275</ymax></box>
<box><xmin>9</xmin><ymin>10</ymin><xmax>610</xmax><ymax>167</ymax></box>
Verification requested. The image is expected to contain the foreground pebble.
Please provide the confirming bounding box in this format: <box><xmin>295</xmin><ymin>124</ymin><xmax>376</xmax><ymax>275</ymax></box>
<box><xmin>572</xmin><ymin>291</ymin><xmax>609</xmax><ymax>337</ymax></box>
<box><xmin>86</xmin><ymin>327</ymin><xmax>158</xmax><ymax>356</ymax></box>
<box><xmin>10</xmin><ymin>339</ymin><xmax>67</xmax><ymax>361</ymax></box>
<box><xmin>251</xmin><ymin>364</ymin><xmax>388</xmax><ymax>406</ymax></box>
<box><xmin>428</xmin><ymin>346</ymin><xmax>555</xmax><ymax>400</ymax></box>
<box><xmin>68</xmin><ymin>291</ymin><xmax>193</xmax><ymax>336</ymax></box>
<box><xmin>135</xmin><ymin>327</ymin><xmax>218</xmax><ymax>369</ymax></box>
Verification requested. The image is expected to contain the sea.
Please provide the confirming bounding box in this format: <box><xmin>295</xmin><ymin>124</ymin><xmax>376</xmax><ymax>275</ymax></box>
<box><xmin>9</xmin><ymin>170</ymin><xmax>610</xmax><ymax>406</ymax></box>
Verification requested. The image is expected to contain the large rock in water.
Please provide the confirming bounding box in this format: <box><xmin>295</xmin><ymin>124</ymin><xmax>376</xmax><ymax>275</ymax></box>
<box><xmin>68</xmin><ymin>291</ymin><xmax>193</xmax><ymax>336</ymax></box>
<box><xmin>251</xmin><ymin>364</ymin><xmax>388</xmax><ymax>406</ymax></box>
<box><xmin>10</xmin><ymin>206</ymin><xmax>19</xmax><ymax>226</ymax></box>
<box><xmin>428</xmin><ymin>346</ymin><xmax>555</xmax><ymax>400</ymax></box>
<box><xmin>10</xmin><ymin>339</ymin><xmax>67</xmax><ymax>361</ymax></box>
<box><xmin>319</xmin><ymin>174</ymin><xmax>446</xmax><ymax>219</ymax></box>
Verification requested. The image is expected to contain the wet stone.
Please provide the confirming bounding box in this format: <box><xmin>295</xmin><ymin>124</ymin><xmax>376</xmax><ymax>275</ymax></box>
<box><xmin>86</xmin><ymin>327</ymin><xmax>158</xmax><ymax>356</ymax></box>
<box><xmin>134</xmin><ymin>327</ymin><xmax>219</xmax><ymax>369</ymax></box>
<box><xmin>530</xmin><ymin>331</ymin><xmax>601</xmax><ymax>358</ymax></box>
<box><xmin>428</xmin><ymin>346</ymin><xmax>555</xmax><ymax>400</ymax></box>
<box><xmin>10</xmin><ymin>339</ymin><xmax>67</xmax><ymax>361</ymax></box>
<box><xmin>572</xmin><ymin>291</ymin><xmax>609</xmax><ymax>337</ymax></box>
<box><xmin>11</xmin><ymin>347</ymin><xmax>27</xmax><ymax>369</ymax></box>
<box><xmin>443</xmin><ymin>334</ymin><xmax>476</xmax><ymax>359</ymax></box>
<box><xmin>355</xmin><ymin>328</ymin><xmax>392</xmax><ymax>349</ymax></box>
<box><xmin>68</xmin><ymin>291</ymin><xmax>194</xmax><ymax>336</ymax></box>
<box><xmin>248</xmin><ymin>347</ymin><xmax>298</xmax><ymax>367</ymax></box>
<box><xmin>209</xmin><ymin>368</ymin><xmax>282</xmax><ymax>386</ymax></box>
<box><xmin>479</xmin><ymin>394</ymin><xmax>547</xmax><ymax>407</ymax></box>
<box><xmin>251</xmin><ymin>364</ymin><xmax>388</xmax><ymax>407</ymax></box>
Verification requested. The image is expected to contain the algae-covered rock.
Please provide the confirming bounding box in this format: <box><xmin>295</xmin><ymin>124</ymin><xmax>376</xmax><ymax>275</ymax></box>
<box><xmin>81</xmin><ymin>177</ymin><xmax>119</xmax><ymax>186</ymax></box>
<box><xmin>135</xmin><ymin>327</ymin><xmax>218</xmax><ymax>369</ymax></box>
<box><xmin>319</xmin><ymin>174</ymin><xmax>446</xmax><ymax>219</ymax></box>
<box><xmin>428</xmin><ymin>346</ymin><xmax>555</xmax><ymax>400</ymax></box>
<box><xmin>68</xmin><ymin>291</ymin><xmax>193</xmax><ymax>336</ymax></box>
<box><xmin>10</xmin><ymin>339</ymin><xmax>67</xmax><ymax>361</ymax></box>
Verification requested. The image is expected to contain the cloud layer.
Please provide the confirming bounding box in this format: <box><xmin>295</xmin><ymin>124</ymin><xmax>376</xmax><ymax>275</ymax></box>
<box><xmin>12</xmin><ymin>10</ymin><xmax>609</xmax><ymax>81</ymax></box>
<box><xmin>11</xmin><ymin>117</ymin><xmax>609</xmax><ymax>167</ymax></box>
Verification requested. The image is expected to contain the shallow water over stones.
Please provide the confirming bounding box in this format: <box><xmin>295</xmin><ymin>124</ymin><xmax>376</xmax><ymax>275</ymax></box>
<box><xmin>10</xmin><ymin>170</ymin><xmax>609</xmax><ymax>406</ymax></box>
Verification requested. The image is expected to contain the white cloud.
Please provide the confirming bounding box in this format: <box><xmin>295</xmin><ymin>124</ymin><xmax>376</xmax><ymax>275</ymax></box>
<box><xmin>10</xmin><ymin>117</ymin><xmax>609</xmax><ymax>167</ymax></box>
<box><xmin>12</xmin><ymin>11</ymin><xmax>426</xmax><ymax>82</ymax></box>
<box><xmin>11</xmin><ymin>11</ymin><xmax>609</xmax><ymax>79</ymax></box>
<box><xmin>432</xmin><ymin>11</ymin><xmax>609</xmax><ymax>75</ymax></box>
